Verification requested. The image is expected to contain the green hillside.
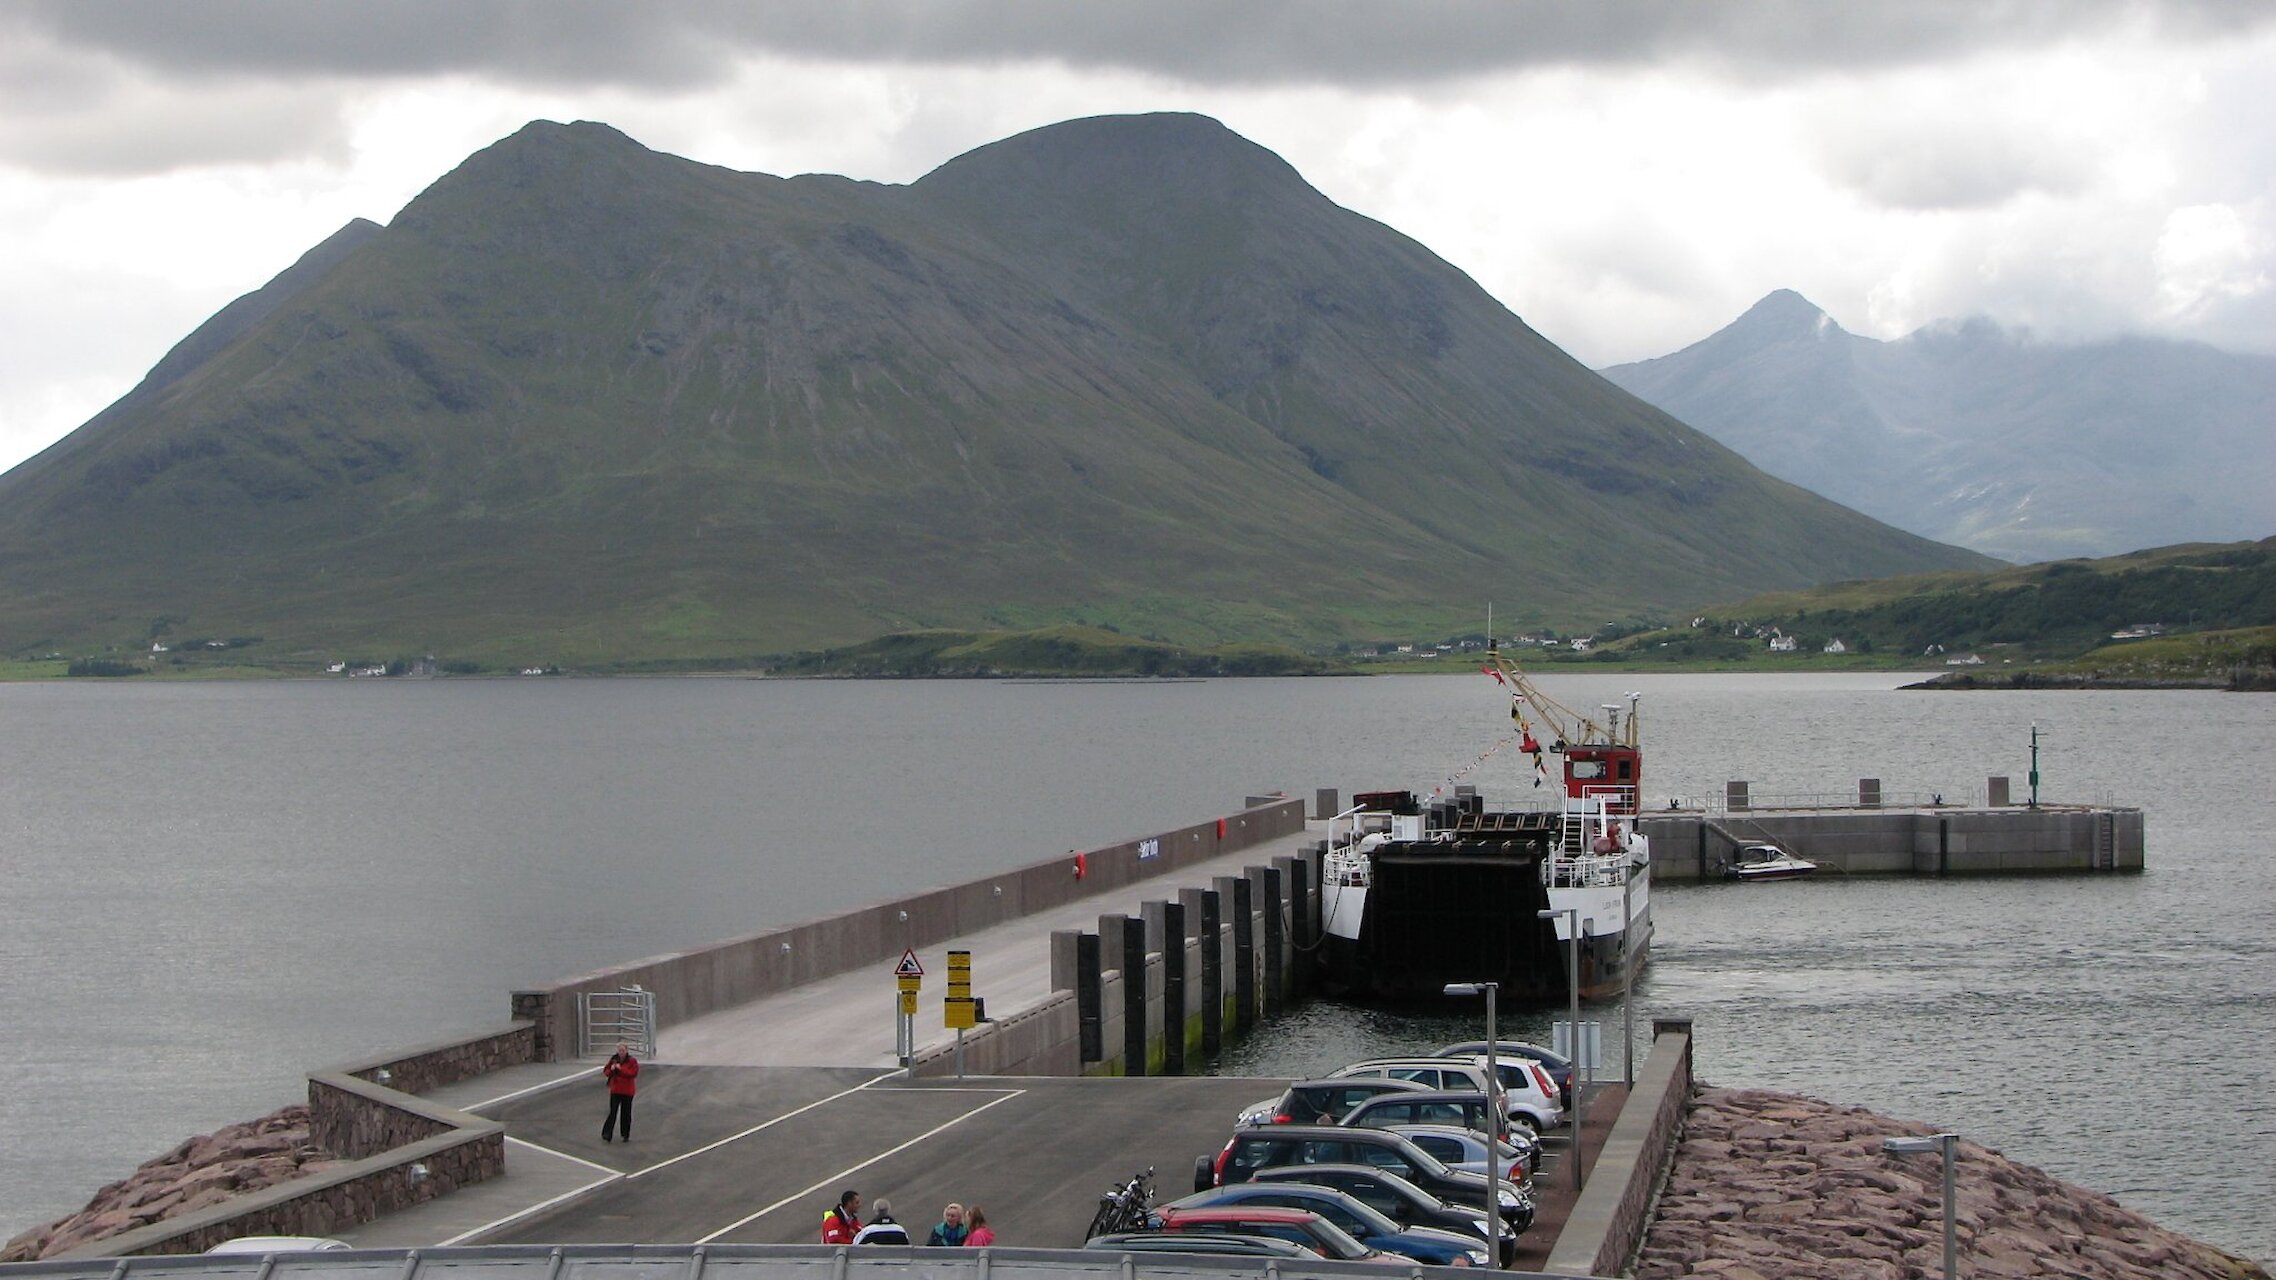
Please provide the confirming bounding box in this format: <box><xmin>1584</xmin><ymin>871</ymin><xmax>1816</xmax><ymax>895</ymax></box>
<box><xmin>0</xmin><ymin>115</ymin><xmax>1988</xmax><ymax>669</ymax></box>
<box><xmin>1578</xmin><ymin>539</ymin><xmax>2276</xmax><ymax>673</ymax></box>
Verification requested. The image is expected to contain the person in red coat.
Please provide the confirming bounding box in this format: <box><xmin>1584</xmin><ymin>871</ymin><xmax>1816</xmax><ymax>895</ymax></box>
<box><xmin>820</xmin><ymin>1189</ymin><xmax>862</xmax><ymax>1244</ymax></box>
<box><xmin>601</xmin><ymin>1043</ymin><xmax>638</xmax><ymax>1142</ymax></box>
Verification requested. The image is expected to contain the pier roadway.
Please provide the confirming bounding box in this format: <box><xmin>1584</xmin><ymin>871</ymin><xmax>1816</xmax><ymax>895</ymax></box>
<box><xmin>465</xmin><ymin>1068</ymin><xmax>1285</xmax><ymax>1248</ymax></box>
<box><xmin>660</xmin><ymin>824</ymin><xmax>1329</xmax><ymax>1067</ymax></box>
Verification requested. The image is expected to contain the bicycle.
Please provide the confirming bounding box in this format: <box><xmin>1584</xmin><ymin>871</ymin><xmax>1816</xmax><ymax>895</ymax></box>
<box><xmin>1083</xmin><ymin>1166</ymin><xmax>1156</xmax><ymax>1239</ymax></box>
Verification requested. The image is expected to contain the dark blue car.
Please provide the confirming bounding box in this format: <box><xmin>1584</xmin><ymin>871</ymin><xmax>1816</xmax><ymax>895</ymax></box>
<box><xmin>1166</xmin><ymin>1181</ymin><xmax>1494</xmax><ymax>1267</ymax></box>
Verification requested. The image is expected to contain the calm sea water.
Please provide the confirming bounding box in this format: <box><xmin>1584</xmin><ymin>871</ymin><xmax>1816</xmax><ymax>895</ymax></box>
<box><xmin>1</xmin><ymin>675</ymin><xmax>2267</xmax><ymax>1262</ymax></box>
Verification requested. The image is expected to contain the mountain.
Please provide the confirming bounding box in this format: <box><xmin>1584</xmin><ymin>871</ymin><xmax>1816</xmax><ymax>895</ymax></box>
<box><xmin>0</xmin><ymin>117</ymin><xmax>1988</xmax><ymax>666</ymax></box>
<box><xmin>1600</xmin><ymin>291</ymin><xmax>2276</xmax><ymax>564</ymax></box>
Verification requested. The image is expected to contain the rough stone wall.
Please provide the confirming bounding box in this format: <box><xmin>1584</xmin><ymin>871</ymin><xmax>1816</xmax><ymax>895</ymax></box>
<box><xmin>308</xmin><ymin>1075</ymin><xmax>456</xmax><ymax>1161</ymax></box>
<box><xmin>1634</xmin><ymin>1087</ymin><xmax>2269</xmax><ymax>1280</ymax></box>
<box><xmin>349</xmin><ymin>1024</ymin><xmax>535</xmax><ymax>1095</ymax></box>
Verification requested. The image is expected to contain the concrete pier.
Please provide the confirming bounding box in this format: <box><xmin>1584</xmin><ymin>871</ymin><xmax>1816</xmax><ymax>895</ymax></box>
<box><xmin>1638</xmin><ymin>800</ymin><xmax>2143</xmax><ymax>881</ymax></box>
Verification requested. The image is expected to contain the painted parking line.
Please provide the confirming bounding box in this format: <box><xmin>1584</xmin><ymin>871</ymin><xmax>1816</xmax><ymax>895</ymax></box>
<box><xmin>465</xmin><ymin>1066</ymin><xmax>603</xmax><ymax>1112</ymax></box>
<box><xmin>436</xmin><ymin>1138</ymin><xmax>624</xmax><ymax>1246</ymax></box>
<box><xmin>692</xmin><ymin>1089</ymin><xmax>1026</xmax><ymax>1245</ymax></box>
<box><xmin>625</xmin><ymin>1072</ymin><xmax>897</xmax><ymax>1182</ymax></box>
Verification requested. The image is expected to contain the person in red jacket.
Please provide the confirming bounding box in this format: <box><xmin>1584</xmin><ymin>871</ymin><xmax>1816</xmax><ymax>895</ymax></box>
<box><xmin>601</xmin><ymin>1043</ymin><xmax>638</xmax><ymax>1142</ymax></box>
<box><xmin>820</xmin><ymin>1189</ymin><xmax>862</xmax><ymax>1245</ymax></box>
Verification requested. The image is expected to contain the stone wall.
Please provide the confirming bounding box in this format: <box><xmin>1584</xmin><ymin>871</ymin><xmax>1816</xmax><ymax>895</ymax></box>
<box><xmin>343</xmin><ymin>1024</ymin><xmax>536</xmax><ymax>1096</ymax></box>
<box><xmin>1543</xmin><ymin>1019</ymin><xmax>1696</xmax><ymax>1278</ymax></box>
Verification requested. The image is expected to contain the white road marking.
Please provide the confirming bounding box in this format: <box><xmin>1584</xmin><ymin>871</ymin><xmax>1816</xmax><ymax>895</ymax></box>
<box><xmin>624</xmin><ymin>1072</ymin><xmax>897</xmax><ymax>1182</ymax></box>
<box><xmin>506</xmin><ymin>1134</ymin><xmax>621</xmax><ymax>1176</ymax></box>
<box><xmin>465</xmin><ymin>1066</ymin><xmax>603</xmax><ymax>1111</ymax></box>
<box><xmin>692</xmin><ymin>1089</ymin><xmax>1027</xmax><ymax>1244</ymax></box>
<box><xmin>438</xmin><ymin>1171</ymin><xmax>622</xmax><ymax>1246</ymax></box>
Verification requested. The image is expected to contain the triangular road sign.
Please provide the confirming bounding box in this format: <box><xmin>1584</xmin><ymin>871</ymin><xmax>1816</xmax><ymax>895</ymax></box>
<box><xmin>894</xmin><ymin>948</ymin><xmax>925</xmax><ymax>978</ymax></box>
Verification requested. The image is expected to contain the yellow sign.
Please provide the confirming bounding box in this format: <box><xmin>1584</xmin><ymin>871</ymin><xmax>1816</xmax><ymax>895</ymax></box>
<box><xmin>944</xmin><ymin>996</ymin><xmax>977</xmax><ymax>1030</ymax></box>
<box><xmin>947</xmin><ymin>950</ymin><xmax>971</xmax><ymax>973</ymax></box>
<box><xmin>898</xmin><ymin>975</ymin><xmax>921</xmax><ymax>993</ymax></box>
<box><xmin>898</xmin><ymin>990</ymin><xmax>918</xmax><ymax>1016</ymax></box>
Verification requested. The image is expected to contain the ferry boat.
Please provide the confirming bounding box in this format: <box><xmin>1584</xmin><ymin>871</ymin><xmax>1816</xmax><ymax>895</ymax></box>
<box><xmin>1318</xmin><ymin>647</ymin><xmax>1651</xmax><ymax>1001</ymax></box>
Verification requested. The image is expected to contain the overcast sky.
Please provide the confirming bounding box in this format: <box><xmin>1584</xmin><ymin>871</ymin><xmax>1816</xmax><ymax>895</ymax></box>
<box><xmin>2</xmin><ymin>1</ymin><xmax>2271</xmax><ymax>473</ymax></box>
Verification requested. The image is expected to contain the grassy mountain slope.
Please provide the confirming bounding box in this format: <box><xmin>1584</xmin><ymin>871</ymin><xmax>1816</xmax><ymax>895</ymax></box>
<box><xmin>0</xmin><ymin>116</ymin><xmax>1987</xmax><ymax>665</ymax></box>
<box><xmin>1683</xmin><ymin>538</ymin><xmax>2276</xmax><ymax>659</ymax></box>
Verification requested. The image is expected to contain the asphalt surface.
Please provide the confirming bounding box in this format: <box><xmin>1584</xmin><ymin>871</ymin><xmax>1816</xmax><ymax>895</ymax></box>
<box><xmin>481</xmin><ymin>1067</ymin><xmax>1294</xmax><ymax>1249</ymax></box>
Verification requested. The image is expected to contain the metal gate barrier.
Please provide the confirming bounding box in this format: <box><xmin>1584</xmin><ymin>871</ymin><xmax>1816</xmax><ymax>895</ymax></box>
<box><xmin>577</xmin><ymin>985</ymin><xmax>656</xmax><ymax>1059</ymax></box>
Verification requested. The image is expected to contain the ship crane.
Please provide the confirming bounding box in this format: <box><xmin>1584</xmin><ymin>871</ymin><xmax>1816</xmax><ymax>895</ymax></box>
<box><xmin>1482</xmin><ymin>640</ymin><xmax>1644</xmax><ymax>823</ymax></box>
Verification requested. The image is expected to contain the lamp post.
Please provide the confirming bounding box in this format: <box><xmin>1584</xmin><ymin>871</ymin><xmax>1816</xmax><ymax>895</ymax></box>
<box><xmin>1537</xmin><ymin>906</ymin><xmax>1582</xmax><ymax>1192</ymax></box>
<box><xmin>1882</xmin><ymin>1133</ymin><xmax>1957</xmax><ymax>1280</ymax></box>
<box><xmin>1443</xmin><ymin>981</ymin><xmax>1501</xmax><ymax>1247</ymax></box>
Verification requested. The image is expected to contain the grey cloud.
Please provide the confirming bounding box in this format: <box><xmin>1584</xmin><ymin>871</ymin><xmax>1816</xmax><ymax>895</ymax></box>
<box><xmin>12</xmin><ymin>0</ymin><xmax>2272</xmax><ymax>89</ymax></box>
<box><xmin>1808</xmin><ymin>121</ymin><xmax>2093</xmax><ymax>211</ymax></box>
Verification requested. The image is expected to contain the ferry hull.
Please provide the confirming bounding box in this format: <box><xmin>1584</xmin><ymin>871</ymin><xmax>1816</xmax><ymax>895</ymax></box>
<box><xmin>1317</xmin><ymin>842</ymin><xmax>1650</xmax><ymax>1002</ymax></box>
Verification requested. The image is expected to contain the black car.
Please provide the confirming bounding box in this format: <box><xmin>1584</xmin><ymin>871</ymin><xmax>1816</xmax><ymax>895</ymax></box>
<box><xmin>1193</xmin><ymin>1125</ymin><xmax>1532</xmax><ymax>1227</ymax></box>
<box><xmin>1249</xmin><ymin>1163</ymin><xmax>1523</xmax><ymax>1262</ymax></box>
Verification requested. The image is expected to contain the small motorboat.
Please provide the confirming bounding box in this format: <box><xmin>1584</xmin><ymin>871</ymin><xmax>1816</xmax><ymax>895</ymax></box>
<box><xmin>1725</xmin><ymin>843</ymin><xmax>1817</xmax><ymax>881</ymax></box>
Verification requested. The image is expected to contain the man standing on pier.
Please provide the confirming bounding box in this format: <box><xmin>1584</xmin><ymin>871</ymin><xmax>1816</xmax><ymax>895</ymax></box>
<box><xmin>821</xmin><ymin>1190</ymin><xmax>862</xmax><ymax>1245</ymax></box>
<box><xmin>601</xmin><ymin>1042</ymin><xmax>639</xmax><ymax>1142</ymax></box>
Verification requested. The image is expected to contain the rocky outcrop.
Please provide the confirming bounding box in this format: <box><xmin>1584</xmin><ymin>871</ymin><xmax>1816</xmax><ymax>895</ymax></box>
<box><xmin>1636</xmin><ymin>1087</ymin><xmax>2268</xmax><ymax>1280</ymax></box>
<box><xmin>0</xmin><ymin>1107</ymin><xmax>338</xmax><ymax>1262</ymax></box>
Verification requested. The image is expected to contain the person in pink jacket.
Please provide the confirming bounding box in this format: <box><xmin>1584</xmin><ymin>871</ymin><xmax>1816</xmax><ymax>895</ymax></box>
<box><xmin>964</xmin><ymin>1206</ymin><xmax>994</xmax><ymax>1246</ymax></box>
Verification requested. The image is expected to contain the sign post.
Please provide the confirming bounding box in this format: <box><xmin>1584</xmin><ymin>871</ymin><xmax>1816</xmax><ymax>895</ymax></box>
<box><xmin>945</xmin><ymin>949</ymin><xmax>974</xmax><ymax>1078</ymax></box>
<box><xmin>894</xmin><ymin>949</ymin><xmax>925</xmax><ymax>1067</ymax></box>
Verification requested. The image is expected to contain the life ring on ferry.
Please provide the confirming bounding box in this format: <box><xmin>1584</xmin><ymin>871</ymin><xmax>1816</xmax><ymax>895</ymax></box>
<box><xmin>1072</xmin><ymin>851</ymin><xmax>1088</xmax><ymax>880</ymax></box>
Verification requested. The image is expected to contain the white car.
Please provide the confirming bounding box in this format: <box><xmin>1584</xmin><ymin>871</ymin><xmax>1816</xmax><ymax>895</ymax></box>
<box><xmin>1328</xmin><ymin>1057</ymin><xmax>1564</xmax><ymax>1132</ymax></box>
<box><xmin>204</xmin><ymin>1237</ymin><xmax>352</xmax><ymax>1254</ymax></box>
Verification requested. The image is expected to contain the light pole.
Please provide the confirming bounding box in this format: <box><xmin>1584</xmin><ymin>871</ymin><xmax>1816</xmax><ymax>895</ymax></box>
<box><xmin>1443</xmin><ymin>981</ymin><xmax>1501</xmax><ymax>1253</ymax></box>
<box><xmin>1883</xmin><ymin>1133</ymin><xmax>1957</xmax><ymax>1280</ymax></box>
<box><xmin>1537</xmin><ymin>905</ymin><xmax>1582</xmax><ymax>1192</ymax></box>
<box><xmin>1621</xmin><ymin>861</ymin><xmax>1636</xmax><ymax>1087</ymax></box>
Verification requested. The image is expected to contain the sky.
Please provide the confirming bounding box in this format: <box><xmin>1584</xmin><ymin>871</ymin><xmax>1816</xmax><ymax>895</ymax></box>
<box><xmin>2</xmin><ymin>0</ymin><xmax>2272</xmax><ymax>474</ymax></box>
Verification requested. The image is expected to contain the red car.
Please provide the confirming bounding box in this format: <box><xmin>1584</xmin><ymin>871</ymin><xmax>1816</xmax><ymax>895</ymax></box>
<box><xmin>1150</xmin><ymin>1206</ymin><xmax>1418</xmax><ymax>1265</ymax></box>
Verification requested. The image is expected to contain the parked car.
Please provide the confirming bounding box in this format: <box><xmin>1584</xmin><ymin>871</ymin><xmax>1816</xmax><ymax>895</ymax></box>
<box><xmin>204</xmin><ymin>1238</ymin><xmax>352</xmax><ymax>1255</ymax></box>
<box><xmin>1192</xmin><ymin>1125</ymin><xmax>1532</xmax><ymax>1227</ymax></box>
<box><xmin>1148</xmin><ymin>1206</ymin><xmax>1414</xmax><ymax>1266</ymax></box>
<box><xmin>1436</xmin><ymin>1040</ymin><xmax>1576</xmax><ymax>1108</ymax></box>
<box><xmin>1382</xmin><ymin>1123</ymin><xmax>1537</xmax><ymax>1179</ymax></box>
<box><xmin>1169</xmin><ymin>1182</ymin><xmax>1493</xmax><ymax>1267</ymax></box>
<box><xmin>1328</xmin><ymin>1056</ymin><xmax>1563</xmax><ymax>1132</ymax></box>
<box><xmin>1250</xmin><ymin>1163</ymin><xmax>1526</xmax><ymax>1256</ymax></box>
<box><xmin>1083</xmin><ymin>1231</ymin><xmax>1317</xmax><ymax>1260</ymax></box>
<box><xmin>1340</xmin><ymin>1088</ymin><xmax>1536</xmax><ymax>1155</ymax></box>
<box><xmin>1234</xmin><ymin>1076</ymin><xmax>1434</xmax><ymax>1128</ymax></box>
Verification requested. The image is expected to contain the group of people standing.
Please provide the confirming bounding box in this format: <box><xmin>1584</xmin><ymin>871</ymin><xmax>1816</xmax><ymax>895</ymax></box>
<box><xmin>821</xmin><ymin>1191</ymin><xmax>995</xmax><ymax>1247</ymax></box>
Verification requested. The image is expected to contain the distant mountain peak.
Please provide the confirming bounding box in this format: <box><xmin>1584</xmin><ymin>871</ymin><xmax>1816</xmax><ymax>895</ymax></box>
<box><xmin>1732</xmin><ymin>289</ymin><xmax>1845</xmax><ymax>340</ymax></box>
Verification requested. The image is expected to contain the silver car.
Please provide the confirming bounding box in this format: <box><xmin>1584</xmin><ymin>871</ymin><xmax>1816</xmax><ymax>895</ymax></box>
<box><xmin>1383</xmin><ymin>1123</ymin><xmax>1537</xmax><ymax>1180</ymax></box>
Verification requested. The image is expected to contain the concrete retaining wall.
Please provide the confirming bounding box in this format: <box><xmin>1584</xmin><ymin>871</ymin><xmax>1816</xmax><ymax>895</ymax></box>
<box><xmin>1543</xmin><ymin>1018</ymin><xmax>1696</xmax><ymax>1279</ymax></box>
<box><xmin>1640</xmin><ymin>805</ymin><xmax>2143</xmax><ymax>882</ymax></box>
<box><xmin>513</xmin><ymin>796</ymin><xmax>1306</xmax><ymax>1061</ymax></box>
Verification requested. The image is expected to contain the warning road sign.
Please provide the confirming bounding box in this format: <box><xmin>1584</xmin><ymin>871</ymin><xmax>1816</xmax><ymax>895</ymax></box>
<box><xmin>894</xmin><ymin>948</ymin><xmax>924</xmax><ymax>978</ymax></box>
<box><xmin>898</xmin><ymin>991</ymin><xmax>918</xmax><ymax>1016</ymax></box>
